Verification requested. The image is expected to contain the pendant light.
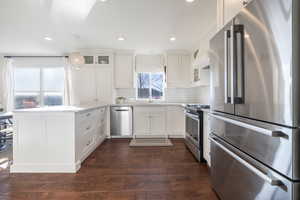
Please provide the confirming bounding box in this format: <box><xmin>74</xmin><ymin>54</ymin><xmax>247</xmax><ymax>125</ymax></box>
<box><xmin>69</xmin><ymin>52</ymin><xmax>84</xmax><ymax>70</ymax></box>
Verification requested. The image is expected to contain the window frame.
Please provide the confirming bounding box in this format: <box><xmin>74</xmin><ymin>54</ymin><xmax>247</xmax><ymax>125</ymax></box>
<box><xmin>14</xmin><ymin>66</ymin><xmax>65</xmax><ymax>109</ymax></box>
<box><xmin>136</xmin><ymin>72</ymin><xmax>165</xmax><ymax>101</ymax></box>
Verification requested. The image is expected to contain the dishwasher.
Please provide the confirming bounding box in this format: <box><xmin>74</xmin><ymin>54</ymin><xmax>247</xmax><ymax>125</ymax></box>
<box><xmin>110</xmin><ymin>106</ymin><xmax>133</xmax><ymax>137</ymax></box>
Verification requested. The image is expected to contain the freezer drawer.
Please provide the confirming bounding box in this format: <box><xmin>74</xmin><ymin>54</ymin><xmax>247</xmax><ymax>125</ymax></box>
<box><xmin>110</xmin><ymin>106</ymin><xmax>133</xmax><ymax>137</ymax></box>
<box><xmin>210</xmin><ymin>112</ymin><xmax>300</xmax><ymax>180</ymax></box>
<box><xmin>210</xmin><ymin>136</ymin><xmax>299</xmax><ymax>200</ymax></box>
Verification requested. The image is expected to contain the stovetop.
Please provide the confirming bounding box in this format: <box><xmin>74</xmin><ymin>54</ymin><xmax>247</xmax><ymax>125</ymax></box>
<box><xmin>185</xmin><ymin>104</ymin><xmax>210</xmax><ymax>109</ymax></box>
<box><xmin>185</xmin><ymin>104</ymin><xmax>210</xmax><ymax>113</ymax></box>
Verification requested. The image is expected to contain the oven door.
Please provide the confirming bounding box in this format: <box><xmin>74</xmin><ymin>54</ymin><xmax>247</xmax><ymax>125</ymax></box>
<box><xmin>185</xmin><ymin>112</ymin><xmax>200</xmax><ymax>147</ymax></box>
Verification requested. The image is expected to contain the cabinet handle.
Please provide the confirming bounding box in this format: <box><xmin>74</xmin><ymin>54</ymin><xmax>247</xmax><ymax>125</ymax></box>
<box><xmin>86</xmin><ymin>113</ymin><xmax>91</xmax><ymax>117</ymax></box>
<box><xmin>242</xmin><ymin>1</ymin><xmax>248</xmax><ymax>6</ymax></box>
<box><xmin>86</xmin><ymin>126</ymin><xmax>91</xmax><ymax>131</ymax></box>
<box><xmin>86</xmin><ymin>140</ymin><xmax>92</xmax><ymax>146</ymax></box>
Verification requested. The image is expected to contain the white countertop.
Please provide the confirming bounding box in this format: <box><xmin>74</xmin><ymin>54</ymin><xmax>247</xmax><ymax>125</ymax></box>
<box><xmin>111</xmin><ymin>102</ymin><xmax>187</xmax><ymax>107</ymax></box>
<box><xmin>13</xmin><ymin>104</ymin><xmax>108</xmax><ymax>113</ymax></box>
<box><xmin>12</xmin><ymin>102</ymin><xmax>210</xmax><ymax>113</ymax></box>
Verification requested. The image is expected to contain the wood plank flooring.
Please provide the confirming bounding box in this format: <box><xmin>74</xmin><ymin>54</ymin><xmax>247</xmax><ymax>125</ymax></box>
<box><xmin>0</xmin><ymin>139</ymin><xmax>218</xmax><ymax>200</ymax></box>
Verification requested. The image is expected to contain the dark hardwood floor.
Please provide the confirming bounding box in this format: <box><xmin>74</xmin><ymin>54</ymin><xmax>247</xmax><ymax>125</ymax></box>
<box><xmin>0</xmin><ymin>139</ymin><xmax>218</xmax><ymax>200</ymax></box>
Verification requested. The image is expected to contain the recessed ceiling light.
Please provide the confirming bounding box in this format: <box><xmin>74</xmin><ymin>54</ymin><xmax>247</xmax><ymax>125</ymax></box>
<box><xmin>117</xmin><ymin>36</ymin><xmax>125</xmax><ymax>41</ymax></box>
<box><xmin>186</xmin><ymin>0</ymin><xmax>195</xmax><ymax>2</ymax></box>
<box><xmin>170</xmin><ymin>37</ymin><xmax>176</xmax><ymax>42</ymax></box>
<box><xmin>44</xmin><ymin>36</ymin><xmax>53</xmax><ymax>41</ymax></box>
<box><xmin>99</xmin><ymin>0</ymin><xmax>108</xmax><ymax>2</ymax></box>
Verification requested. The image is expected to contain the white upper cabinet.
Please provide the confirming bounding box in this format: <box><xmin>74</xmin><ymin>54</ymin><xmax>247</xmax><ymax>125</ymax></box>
<box><xmin>95</xmin><ymin>67</ymin><xmax>113</xmax><ymax>104</ymax></box>
<box><xmin>81</xmin><ymin>49</ymin><xmax>114</xmax><ymax>67</ymax></box>
<box><xmin>72</xmin><ymin>67</ymin><xmax>97</xmax><ymax>105</ymax></box>
<box><xmin>114</xmin><ymin>52</ymin><xmax>134</xmax><ymax>88</ymax></box>
<box><xmin>71</xmin><ymin>49</ymin><xmax>114</xmax><ymax>105</ymax></box>
<box><xmin>166</xmin><ymin>53</ymin><xmax>191</xmax><ymax>88</ymax></box>
<box><xmin>72</xmin><ymin>66</ymin><xmax>113</xmax><ymax>105</ymax></box>
<box><xmin>223</xmin><ymin>0</ymin><xmax>251</xmax><ymax>25</ymax></box>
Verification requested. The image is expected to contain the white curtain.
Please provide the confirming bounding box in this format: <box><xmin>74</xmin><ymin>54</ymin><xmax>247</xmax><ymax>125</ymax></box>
<box><xmin>1</xmin><ymin>58</ymin><xmax>14</xmax><ymax>112</ymax></box>
<box><xmin>63</xmin><ymin>57</ymin><xmax>74</xmax><ymax>106</ymax></box>
<box><xmin>135</xmin><ymin>55</ymin><xmax>164</xmax><ymax>73</ymax></box>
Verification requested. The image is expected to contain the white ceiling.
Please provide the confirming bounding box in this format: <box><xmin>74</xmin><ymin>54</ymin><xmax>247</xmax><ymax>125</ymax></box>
<box><xmin>0</xmin><ymin>0</ymin><xmax>217</xmax><ymax>55</ymax></box>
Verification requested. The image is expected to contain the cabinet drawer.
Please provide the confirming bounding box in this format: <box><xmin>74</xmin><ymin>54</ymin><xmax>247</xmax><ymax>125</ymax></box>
<box><xmin>78</xmin><ymin>111</ymin><xmax>97</xmax><ymax>123</ymax></box>
<box><xmin>99</xmin><ymin>107</ymin><xmax>106</xmax><ymax>124</ymax></box>
<box><xmin>210</xmin><ymin>136</ymin><xmax>295</xmax><ymax>200</ymax></box>
<box><xmin>81</xmin><ymin>128</ymin><xmax>96</xmax><ymax>154</ymax></box>
<box><xmin>77</xmin><ymin>109</ymin><xmax>98</xmax><ymax>133</ymax></box>
<box><xmin>210</xmin><ymin>113</ymin><xmax>295</xmax><ymax>179</ymax></box>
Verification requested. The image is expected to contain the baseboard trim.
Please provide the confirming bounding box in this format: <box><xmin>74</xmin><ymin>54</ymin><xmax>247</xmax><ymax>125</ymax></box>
<box><xmin>10</xmin><ymin>163</ymin><xmax>78</xmax><ymax>173</ymax></box>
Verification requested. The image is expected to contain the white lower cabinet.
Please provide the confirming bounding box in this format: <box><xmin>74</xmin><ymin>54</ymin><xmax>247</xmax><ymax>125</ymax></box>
<box><xmin>134</xmin><ymin>106</ymin><xmax>166</xmax><ymax>137</ymax></box>
<box><xmin>133</xmin><ymin>107</ymin><xmax>150</xmax><ymax>135</ymax></box>
<box><xmin>11</xmin><ymin>106</ymin><xmax>107</xmax><ymax>173</ymax></box>
<box><xmin>203</xmin><ymin>112</ymin><xmax>211</xmax><ymax>166</ymax></box>
<box><xmin>166</xmin><ymin>106</ymin><xmax>185</xmax><ymax>137</ymax></box>
<box><xmin>76</xmin><ymin>107</ymin><xmax>107</xmax><ymax>162</ymax></box>
<box><xmin>133</xmin><ymin>106</ymin><xmax>184</xmax><ymax>138</ymax></box>
<box><xmin>149</xmin><ymin>107</ymin><xmax>166</xmax><ymax>135</ymax></box>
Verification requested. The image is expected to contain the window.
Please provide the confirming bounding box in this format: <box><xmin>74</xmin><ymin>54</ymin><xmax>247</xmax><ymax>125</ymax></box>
<box><xmin>14</xmin><ymin>67</ymin><xmax>64</xmax><ymax>109</ymax></box>
<box><xmin>137</xmin><ymin>72</ymin><xmax>164</xmax><ymax>100</ymax></box>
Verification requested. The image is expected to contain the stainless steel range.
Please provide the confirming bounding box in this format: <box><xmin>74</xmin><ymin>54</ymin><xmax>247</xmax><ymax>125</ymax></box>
<box><xmin>209</xmin><ymin>0</ymin><xmax>300</xmax><ymax>199</ymax></box>
<box><xmin>184</xmin><ymin>104</ymin><xmax>209</xmax><ymax>162</ymax></box>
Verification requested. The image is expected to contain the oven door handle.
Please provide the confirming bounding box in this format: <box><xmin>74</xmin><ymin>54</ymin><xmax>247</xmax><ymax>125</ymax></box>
<box><xmin>210</xmin><ymin>113</ymin><xmax>286</xmax><ymax>138</ymax></box>
<box><xmin>185</xmin><ymin>112</ymin><xmax>199</xmax><ymax>121</ymax></box>
<box><xmin>210</xmin><ymin>136</ymin><xmax>282</xmax><ymax>186</ymax></box>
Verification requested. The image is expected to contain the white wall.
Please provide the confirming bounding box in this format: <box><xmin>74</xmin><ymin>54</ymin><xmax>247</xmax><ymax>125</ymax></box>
<box><xmin>0</xmin><ymin>55</ymin><xmax>4</xmax><ymax>109</ymax></box>
<box><xmin>115</xmin><ymin>87</ymin><xmax>210</xmax><ymax>104</ymax></box>
<box><xmin>188</xmin><ymin>0</ymin><xmax>217</xmax><ymax>105</ymax></box>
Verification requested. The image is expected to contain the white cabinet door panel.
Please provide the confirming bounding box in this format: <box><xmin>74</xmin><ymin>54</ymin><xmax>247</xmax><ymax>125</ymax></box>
<box><xmin>72</xmin><ymin>68</ymin><xmax>97</xmax><ymax>105</ymax></box>
<box><xmin>115</xmin><ymin>54</ymin><xmax>133</xmax><ymax>88</ymax></box>
<box><xmin>167</xmin><ymin>54</ymin><xmax>191</xmax><ymax>88</ymax></box>
<box><xmin>149</xmin><ymin>110</ymin><xmax>166</xmax><ymax>135</ymax></box>
<box><xmin>134</xmin><ymin>107</ymin><xmax>150</xmax><ymax>135</ymax></box>
<box><xmin>95</xmin><ymin>67</ymin><xmax>113</xmax><ymax>103</ymax></box>
<box><xmin>180</xmin><ymin>55</ymin><xmax>191</xmax><ymax>85</ymax></box>
<box><xmin>166</xmin><ymin>106</ymin><xmax>185</xmax><ymax>137</ymax></box>
<box><xmin>203</xmin><ymin>112</ymin><xmax>211</xmax><ymax>166</ymax></box>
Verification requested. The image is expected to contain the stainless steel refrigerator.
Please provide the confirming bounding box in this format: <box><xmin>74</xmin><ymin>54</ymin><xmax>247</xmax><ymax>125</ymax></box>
<box><xmin>209</xmin><ymin>0</ymin><xmax>300</xmax><ymax>199</ymax></box>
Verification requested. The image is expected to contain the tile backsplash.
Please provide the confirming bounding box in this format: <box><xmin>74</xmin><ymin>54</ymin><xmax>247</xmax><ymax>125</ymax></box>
<box><xmin>116</xmin><ymin>86</ymin><xmax>210</xmax><ymax>104</ymax></box>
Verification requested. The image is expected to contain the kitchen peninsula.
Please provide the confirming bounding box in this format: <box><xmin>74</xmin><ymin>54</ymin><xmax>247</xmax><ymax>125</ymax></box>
<box><xmin>11</xmin><ymin>105</ymin><xmax>108</xmax><ymax>173</ymax></box>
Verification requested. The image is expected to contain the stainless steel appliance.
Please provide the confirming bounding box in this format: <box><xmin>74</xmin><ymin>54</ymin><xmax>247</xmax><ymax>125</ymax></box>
<box><xmin>110</xmin><ymin>106</ymin><xmax>133</xmax><ymax>137</ymax></box>
<box><xmin>184</xmin><ymin>104</ymin><xmax>209</xmax><ymax>162</ymax></box>
<box><xmin>209</xmin><ymin>0</ymin><xmax>300</xmax><ymax>199</ymax></box>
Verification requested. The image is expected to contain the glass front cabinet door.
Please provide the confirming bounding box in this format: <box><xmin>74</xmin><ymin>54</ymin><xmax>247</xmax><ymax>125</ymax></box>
<box><xmin>83</xmin><ymin>55</ymin><xmax>111</xmax><ymax>65</ymax></box>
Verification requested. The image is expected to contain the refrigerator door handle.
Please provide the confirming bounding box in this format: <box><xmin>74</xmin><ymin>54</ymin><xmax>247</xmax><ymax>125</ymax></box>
<box><xmin>210</xmin><ymin>113</ymin><xmax>286</xmax><ymax>138</ymax></box>
<box><xmin>234</xmin><ymin>24</ymin><xmax>245</xmax><ymax>104</ymax></box>
<box><xmin>210</xmin><ymin>136</ymin><xmax>283</xmax><ymax>186</ymax></box>
<box><xmin>230</xmin><ymin>24</ymin><xmax>236</xmax><ymax>104</ymax></box>
<box><xmin>224</xmin><ymin>30</ymin><xmax>231</xmax><ymax>104</ymax></box>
